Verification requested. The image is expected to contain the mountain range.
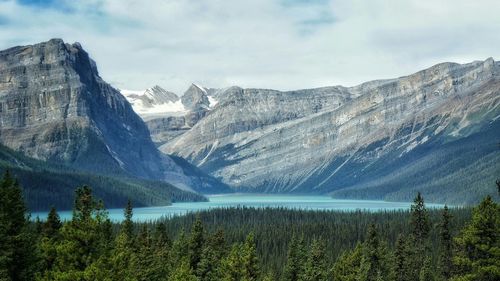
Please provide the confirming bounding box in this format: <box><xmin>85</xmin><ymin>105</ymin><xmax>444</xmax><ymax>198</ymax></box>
<box><xmin>128</xmin><ymin>59</ymin><xmax>499</xmax><ymax>205</ymax></box>
<box><xmin>0</xmin><ymin>39</ymin><xmax>498</xmax><ymax>207</ymax></box>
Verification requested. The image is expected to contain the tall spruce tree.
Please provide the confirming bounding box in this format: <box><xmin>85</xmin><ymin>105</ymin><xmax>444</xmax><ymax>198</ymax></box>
<box><xmin>38</xmin><ymin>207</ymin><xmax>62</xmax><ymax>277</ymax></box>
<box><xmin>283</xmin><ymin>235</ymin><xmax>303</xmax><ymax>281</ymax></box>
<box><xmin>188</xmin><ymin>216</ymin><xmax>205</xmax><ymax>271</ymax></box>
<box><xmin>394</xmin><ymin>235</ymin><xmax>412</xmax><ymax>281</ymax></box>
<box><xmin>197</xmin><ymin>229</ymin><xmax>227</xmax><ymax>281</ymax></box>
<box><xmin>123</xmin><ymin>199</ymin><xmax>134</xmax><ymax>241</ymax></box>
<box><xmin>45</xmin><ymin>186</ymin><xmax>111</xmax><ymax>280</ymax></box>
<box><xmin>43</xmin><ymin>207</ymin><xmax>62</xmax><ymax>239</ymax></box>
<box><xmin>409</xmin><ymin>192</ymin><xmax>430</xmax><ymax>281</ymax></box>
<box><xmin>109</xmin><ymin>201</ymin><xmax>137</xmax><ymax>281</ymax></box>
<box><xmin>332</xmin><ymin>243</ymin><xmax>363</xmax><ymax>281</ymax></box>
<box><xmin>452</xmin><ymin>196</ymin><xmax>500</xmax><ymax>281</ymax></box>
<box><xmin>242</xmin><ymin>233</ymin><xmax>259</xmax><ymax>281</ymax></box>
<box><xmin>301</xmin><ymin>238</ymin><xmax>328</xmax><ymax>281</ymax></box>
<box><xmin>0</xmin><ymin>171</ymin><xmax>36</xmax><ymax>281</ymax></box>
<box><xmin>438</xmin><ymin>205</ymin><xmax>453</xmax><ymax>281</ymax></box>
<box><xmin>223</xmin><ymin>243</ymin><xmax>244</xmax><ymax>281</ymax></box>
<box><xmin>358</xmin><ymin>224</ymin><xmax>394</xmax><ymax>281</ymax></box>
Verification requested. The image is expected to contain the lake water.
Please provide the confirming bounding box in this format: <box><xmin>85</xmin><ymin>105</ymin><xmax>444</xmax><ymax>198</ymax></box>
<box><xmin>32</xmin><ymin>194</ymin><xmax>444</xmax><ymax>222</ymax></box>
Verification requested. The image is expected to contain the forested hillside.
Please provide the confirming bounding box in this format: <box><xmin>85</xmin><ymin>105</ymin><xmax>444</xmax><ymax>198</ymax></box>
<box><xmin>1</xmin><ymin>173</ymin><xmax>498</xmax><ymax>280</ymax></box>
<box><xmin>0</xmin><ymin>145</ymin><xmax>206</xmax><ymax>211</ymax></box>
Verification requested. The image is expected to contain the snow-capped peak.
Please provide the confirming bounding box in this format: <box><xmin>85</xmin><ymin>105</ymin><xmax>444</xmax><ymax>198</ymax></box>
<box><xmin>120</xmin><ymin>86</ymin><xmax>187</xmax><ymax>120</ymax></box>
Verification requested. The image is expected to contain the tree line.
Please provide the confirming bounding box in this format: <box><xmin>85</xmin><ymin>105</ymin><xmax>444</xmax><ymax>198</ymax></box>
<box><xmin>0</xmin><ymin>171</ymin><xmax>499</xmax><ymax>280</ymax></box>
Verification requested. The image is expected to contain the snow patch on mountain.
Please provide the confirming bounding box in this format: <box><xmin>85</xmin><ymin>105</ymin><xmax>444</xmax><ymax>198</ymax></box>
<box><xmin>121</xmin><ymin>87</ymin><xmax>187</xmax><ymax>118</ymax></box>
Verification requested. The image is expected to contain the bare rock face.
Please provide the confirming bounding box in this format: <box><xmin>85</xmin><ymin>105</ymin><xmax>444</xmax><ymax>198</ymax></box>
<box><xmin>162</xmin><ymin>58</ymin><xmax>500</xmax><ymax>203</ymax></box>
<box><xmin>0</xmin><ymin>39</ymin><xmax>227</xmax><ymax>193</ymax></box>
<box><xmin>181</xmin><ymin>84</ymin><xmax>210</xmax><ymax>111</ymax></box>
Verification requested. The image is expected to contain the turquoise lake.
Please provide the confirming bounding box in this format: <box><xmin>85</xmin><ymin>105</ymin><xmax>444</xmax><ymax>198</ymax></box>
<box><xmin>32</xmin><ymin>194</ymin><xmax>444</xmax><ymax>222</ymax></box>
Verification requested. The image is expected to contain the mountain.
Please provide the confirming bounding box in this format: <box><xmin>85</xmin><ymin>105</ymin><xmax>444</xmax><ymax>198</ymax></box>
<box><xmin>0</xmin><ymin>39</ymin><xmax>228</xmax><ymax>194</ymax></box>
<box><xmin>161</xmin><ymin>58</ymin><xmax>500</xmax><ymax>204</ymax></box>
<box><xmin>0</xmin><ymin>143</ymin><xmax>206</xmax><ymax>211</ymax></box>
<box><xmin>123</xmin><ymin>83</ymin><xmax>220</xmax><ymax>146</ymax></box>
<box><xmin>121</xmin><ymin>85</ymin><xmax>185</xmax><ymax>120</ymax></box>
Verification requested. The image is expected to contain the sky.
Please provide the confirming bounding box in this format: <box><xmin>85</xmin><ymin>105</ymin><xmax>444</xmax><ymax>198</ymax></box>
<box><xmin>1</xmin><ymin>0</ymin><xmax>499</xmax><ymax>95</ymax></box>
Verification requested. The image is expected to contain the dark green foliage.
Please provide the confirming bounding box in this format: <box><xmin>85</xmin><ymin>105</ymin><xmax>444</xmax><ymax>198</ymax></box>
<box><xmin>1</xmin><ymin>175</ymin><xmax>499</xmax><ymax>281</ymax></box>
<box><xmin>0</xmin><ymin>171</ymin><xmax>37</xmax><ymax>281</ymax></box>
<box><xmin>452</xmin><ymin>196</ymin><xmax>500</xmax><ymax>281</ymax></box>
<box><xmin>188</xmin><ymin>215</ymin><xmax>205</xmax><ymax>272</ymax></box>
<box><xmin>332</xmin><ymin>244</ymin><xmax>362</xmax><ymax>281</ymax></box>
<box><xmin>358</xmin><ymin>224</ymin><xmax>394</xmax><ymax>281</ymax></box>
<box><xmin>409</xmin><ymin>192</ymin><xmax>431</xmax><ymax>281</ymax></box>
<box><xmin>410</xmin><ymin>192</ymin><xmax>431</xmax><ymax>244</ymax></box>
<box><xmin>151</xmin><ymin>207</ymin><xmax>472</xmax><ymax>278</ymax></box>
<box><xmin>331</xmin><ymin>119</ymin><xmax>500</xmax><ymax>205</ymax></box>
<box><xmin>123</xmin><ymin>199</ymin><xmax>134</xmax><ymax>240</ymax></box>
<box><xmin>394</xmin><ymin>235</ymin><xmax>412</xmax><ymax>281</ymax></box>
<box><xmin>0</xmin><ymin>144</ymin><xmax>206</xmax><ymax>211</ymax></box>
<box><xmin>283</xmin><ymin>235</ymin><xmax>306</xmax><ymax>281</ymax></box>
<box><xmin>419</xmin><ymin>256</ymin><xmax>435</xmax><ymax>281</ymax></box>
<box><xmin>301</xmin><ymin>238</ymin><xmax>328</xmax><ymax>281</ymax></box>
<box><xmin>42</xmin><ymin>207</ymin><xmax>62</xmax><ymax>239</ymax></box>
<box><xmin>241</xmin><ymin>233</ymin><xmax>259</xmax><ymax>281</ymax></box>
<box><xmin>438</xmin><ymin>205</ymin><xmax>453</xmax><ymax>281</ymax></box>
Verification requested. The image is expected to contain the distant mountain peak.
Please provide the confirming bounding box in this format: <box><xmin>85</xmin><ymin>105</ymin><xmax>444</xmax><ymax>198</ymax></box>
<box><xmin>121</xmin><ymin>86</ymin><xmax>185</xmax><ymax>119</ymax></box>
<box><xmin>192</xmin><ymin>83</ymin><xmax>208</xmax><ymax>94</ymax></box>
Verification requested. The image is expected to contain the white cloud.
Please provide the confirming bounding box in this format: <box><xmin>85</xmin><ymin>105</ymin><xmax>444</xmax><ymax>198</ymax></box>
<box><xmin>1</xmin><ymin>0</ymin><xmax>499</xmax><ymax>94</ymax></box>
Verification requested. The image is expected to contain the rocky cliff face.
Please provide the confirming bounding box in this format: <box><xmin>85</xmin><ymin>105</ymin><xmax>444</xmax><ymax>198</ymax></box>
<box><xmin>0</xmin><ymin>39</ymin><xmax>228</xmax><ymax>193</ymax></box>
<box><xmin>161</xmin><ymin>58</ymin><xmax>500</xmax><ymax>203</ymax></box>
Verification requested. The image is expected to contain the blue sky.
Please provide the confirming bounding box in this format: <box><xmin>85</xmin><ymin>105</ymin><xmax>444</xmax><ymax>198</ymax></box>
<box><xmin>1</xmin><ymin>0</ymin><xmax>499</xmax><ymax>94</ymax></box>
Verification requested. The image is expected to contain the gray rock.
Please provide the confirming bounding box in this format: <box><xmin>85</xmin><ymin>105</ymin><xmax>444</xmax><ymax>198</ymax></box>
<box><xmin>0</xmin><ymin>39</ymin><xmax>225</xmax><ymax>193</ymax></box>
<box><xmin>181</xmin><ymin>84</ymin><xmax>210</xmax><ymax>111</ymax></box>
<box><xmin>161</xmin><ymin>58</ymin><xmax>500</xmax><ymax>203</ymax></box>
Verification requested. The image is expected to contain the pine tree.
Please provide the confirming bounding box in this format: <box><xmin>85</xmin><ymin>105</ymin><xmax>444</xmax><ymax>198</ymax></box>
<box><xmin>123</xmin><ymin>199</ymin><xmax>134</xmax><ymax>241</ymax></box>
<box><xmin>242</xmin><ymin>233</ymin><xmax>259</xmax><ymax>281</ymax></box>
<box><xmin>332</xmin><ymin>243</ymin><xmax>363</xmax><ymax>281</ymax></box>
<box><xmin>132</xmin><ymin>225</ymin><xmax>158</xmax><ymax>281</ymax></box>
<box><xmin>208</xmin><ymin>229</ymin><xmax>227</xmax><ymax>260</ymax></box>
<box><xmin>419</xmin><ymin>256</ymin><xmax>435</xmax><ymax>281</ymax></box>
<box><xmin>223</xmin><ymin>243</ymin><xmax>244</xmax><ymax>281</ymax></box>
<box><xmin>452</xmin><ymin>196</ymin><xmax>500</xmax><ymax>281</ymax></box>
<box><xmin>358</xmin><ymin>224</ymin><xmax>394</xmax><ymax>281</ymax></box>
<box><xmin>109</xmin><ymin>202</ymin><xmax>137</xmax><ymax>281</ymax></box>
<box><xmin>171</xmin><ymin>229</ymin><xmax>189</xmax><ymax>268</ymax></box>
<box><xmin>197</xmin><ymin>243</ymin><xmax>221</xmax><ymax>281</ymax></box>
<box><xmin>38</xmin><ymin>207</ymin><xmax>62</xmax><ymax>276</ymax></box>
<box><xmin>189</xmin><ymin>216</ymin><xmax>205</xmax><ymax>272</ymax></box>
<box><xmin>109</xmin><ymin>231</ymin><xmax>136</xmax><ymax>281</ymax></box>
<box><xmin>169</xmin><ymin>258</ymin><xmax>198</xmax><ymax>281</ymax></box>
<box><xmin>394</xmin><ymin>235</ymin><xmax>412</xmax><ymax>281</ymax></box>
<box><xmin>153</xmin><ymin>222</ymin><xmax>171</xmax><ymax>249</ymax></box>
<box><xmin>45</xmin><ymin>186</ymin><xmax>110</xmax><ymax>280</ymax></box>
<box><xmin>283</xmin><ymin>235</ymin><xmax>302</xmax><ymax>281</ymax></box>
<box><xmin>43</xmin><ymin>207</ymin><xmax>62</xmax><ymax>239</ymax></box>
<box><xmin>409</xmin><ymin>192</ymin><xmax>430</xmax><ymax>281</ymax></box>
<box><xmin>300</xmin><ymin>238</ymin><xmax>328</xmax><ymax>281</ymax></box>
<box><xmin>410</xmin><ymin>192</ymin><xmax>430</xmax><ymax>243</ymax></box>
<box><xmin>438</xmin><ymin>205</ymin><xmax>453</xmax><ymax>281</ymax></box>
<box><xmin>0</xmin><ymin>171</ymin><xmax>37</xmax><ymax>281</ymax></box>
<box><xmin>197</xmin><ymin>229</ymin><xmax>227</xmax><ymax>281</ymax></box>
